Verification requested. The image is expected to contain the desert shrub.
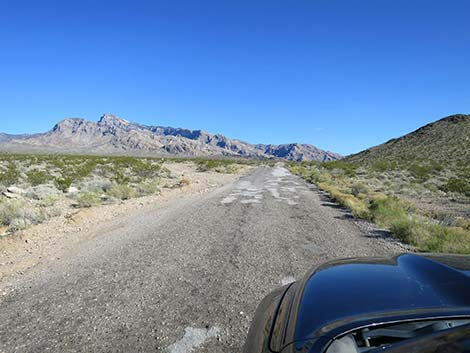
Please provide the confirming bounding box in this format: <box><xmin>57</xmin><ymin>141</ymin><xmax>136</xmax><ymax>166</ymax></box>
<box><xmin>350</xmin><ymin>182</ymin><xmax>369</xmax><ymax>196</ymax></box>
<box><xmin>370</xmin><ymin>160</ymin><xmax>398</xmax><ymax>172</ymax></box>
<box><xmin>112</xmin><ymin>172</ymin><xmax>131</xmax><ymax>185</ymax></box>
<box><xmin>49</xmin><ymin>157</ymin><xmax>66</xmax><ymax>170</ymax></box>
<box><xmin>318</xmin><ymin>182</ymin><xmax>370</xmax><ymax>219</ymax></box>
<box><xmin>38</xmin><ymin>195</ymin><xmax>60</xmax><ymax>207</ymax></box>
<box><xmin>224</xmin><ymin>164</ymin><xmax>241</xmax><ymax>174</ymax></box>
<box><xmin>0</xmin><ymin>199</ymin><xmax>43</xmax><ymax>231</ymax></box>
<box><xmin>54</xmin><ymin>177</ymin><xmax>73</xmax><ymax>193</ymax></box>
<box><xmin>0</xmin><ymin>164</ymin><xmax>20</xmax><ymax>186</ymax></box>
<box><xmin>80</xmin><ymin>178</ymin><xmax>112</xmax><ymax>193</ymax></box>
<box><xmin>292</xmin><ymin>158</ymin><xmax>470</xmax><ymax>254</ymax></box>
<box><xmin>26</xmin><ymin>184</ymin><xmax>60</xmax><ymax>200</ymax></box>
<box><xmin>26</xmin><ymin>170</ymin><xmax>53</xmax><ymax>186</ymax></box>
<box><xmin>322</xmin><ymin>161</ymin><xmax>357</xmax><ymax>177</ymax></box>
<box><xmin>422</xmin><ymin>225</ymin><xmax>470</xmax><ymax>254</ymax></box>
<box><xmin>9</xmin><ymin>217</ymin><xmax>30</xmax><ymax>231</ymax></box>
<box><xmin>77</xmin><ymin>192</ymin><xmax>101</xmax><ymax>208</ymax></box>
<box><xmin>73</xmin><ymin>161</ymin><xmax>97</xmax><ymax>179</ymax></box>
<box><xmin>391</xmin><ymin>219</ymin><xmax>470</xmax><ymax>254</ymax></box>
<box><xmin>136</xmin><ymin>180</ymin><xmax>160</xmax><ymax>196</ymax></box>
<box><xmin>108</xmin><ymin>184</ymin><xmax>135</xmax><ymax>200</ymax></box>
<box><xmin>0</xmin><ymin>200</ymin><xmax>24</xmax><ymax>226</ymax></box>
<box><xmin>389</xmin><ymin>217</ymin><xmax>417</xmax><ymax>244</ymax></box>
<box><xmin>455</xmin><ymin>218</ymin><xmax>470</xmax><ymax>231</ymax></box>
<box><xmin>440</xmin><ymin>178</ymin><xmax>470</xmax><ymax>196</ymax></box>
<box><xmin>290</xmin><ymin>166</ymin><xmax>327</xmax><ymax>184</ymax></box>
<box><xmin>408</xmin><ymin>164</ymin><xmax>434</xmax><ymax>182</ymax></box>
<box><xmin>368</xmin><ymin>196</ymin><xmax>408</xmax><ymax>227</ymax></box>
<box><xmin>196</xmin><ymin>160</ymin><xmax>222</xmax><ymax>172</ymax></box>
<box><xmin>131</xmin><ymin>160</ymin><xmax>162</xmax><ymax>179</ymax></box>
<box><xmin>423</xmin><ymin>183</ymin><xmax>439</xmax><ymax>193</ymax></box>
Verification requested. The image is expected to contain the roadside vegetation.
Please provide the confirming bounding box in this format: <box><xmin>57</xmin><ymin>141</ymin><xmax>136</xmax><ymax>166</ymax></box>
<box><xmin>289</xmin><ymin>159</ymin><xmax>470</xmax><ymax>254</ymax></box>
<box><xmin>0</xmin><ymin>153</ymin><xmax>247</xmax><ymax>235</ymax></box>
<box><xmin>194</xmin><ymin>158</ymin><xmax>248</xmax><ymax>173</ymax></box>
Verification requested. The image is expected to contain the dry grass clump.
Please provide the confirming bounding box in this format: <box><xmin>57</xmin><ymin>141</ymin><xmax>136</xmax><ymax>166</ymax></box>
<box><xmin>0</xmin><ymin>199</ymin><xmax>46</xmax><ymax>231</ymax></box>
<box><xmin>290</xmin><ymin>162</ymin><xmax>470</xmax><ymax>254</ymax></box>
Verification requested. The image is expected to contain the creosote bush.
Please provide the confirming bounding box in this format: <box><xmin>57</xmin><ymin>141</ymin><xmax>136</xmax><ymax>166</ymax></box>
<box><xmin>54</xmin><ymin>177</ymin><xmax>73</xmax><ymax>193</ymax></box>
<box><xmin>108</xmin><ymin>184</ymin><xmax>135</xmax><ymax>200</ymax></box>
<box><xmin>440</xmin><ymin>178</ymin><xmax>470</xmax><ymax>196</ymax></box>
<box><xmin>77</xmin><ymin>192</ymin><xmax>101</xmax><ymax>208</ymax></box>
<box><xmin>0</xmin><ymin>164</ymin><xmax>20</xmax><ymax>186</ymax></box>
<box><xmin>26</xmin><ymin>170</ymin><xmax>52</xmax><ymax>186</ymax></box>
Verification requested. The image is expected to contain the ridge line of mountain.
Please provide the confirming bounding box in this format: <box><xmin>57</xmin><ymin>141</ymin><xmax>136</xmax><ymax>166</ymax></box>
<box><xmin>0</xmin><ymin>113</ymin><xmax>341</xmax><ymax>162</ymax></box>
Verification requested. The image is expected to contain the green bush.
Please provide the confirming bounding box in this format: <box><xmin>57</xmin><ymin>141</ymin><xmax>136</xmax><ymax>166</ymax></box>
<box><xmin>370</xmin><ymin>160</ymin><xmax>398</xmax><ymax>172</ymax></box>
<box><xmin>368</xmin><ymin>196</ymin><xmax>408</xmax><ymax>227</ymax></box>
<box><xmin>72</xmin><ymin>161</ymin><xmax>97</xmax><ymax>179</ymax></box>
<box><xmin>77</xmin><ymin>192</ymin><xmax>101</xmax><ymax>208</ymax></box>
<box><xmin>322</xmin><ymin>161</ymin><xmax>357</xmax><ymax>177</ymax></box>
<box><xmin>224</xmin><ymin>164</ymin><xmax>241</xmax><ymax>174</ymax></box>
<box><xmin>26</xmin><ymin>170</ymin><xmax>52</xmax><ymax>186</ymax></box>
<box><xmin>108</xmin><ymin>184</ymin><xmax>135</xmax><ymax>200</ymax></box>
<box><xmin>196</xmin><ymin>160</ymin><xmax>222</xmax><ymax>172</ymax></box>
<box><xmin>112</xmin><ymin>172</ymin><xmax>131</xmax><ymax>185</ymax></box>
<box><xmin>0</xmin><ymin>164</ymin><xmax>20</xmax><ymax>186</ymax></box>
<box><xmin>408</xmin><ymin>164</ymin><xmax>434</xmax><ymax>182</ymax></box>
<box><xmin>54</xmin><ymin>177</ymin><xmax>73</xmax><ymax>193</ymax></box>
<box><xmin>131</xmin><ymin>160</ymin><xmax>162</xmax><ymax>179</ymax></box>
<box><xmin>440</xmin><ymin>178</ymin><xmax>470</xmax><ymax>196</ymax></box>
<box><xmin>389</xmin><ymin>217</ymin><xmax>416</xmax><ymax>243</ymax></box>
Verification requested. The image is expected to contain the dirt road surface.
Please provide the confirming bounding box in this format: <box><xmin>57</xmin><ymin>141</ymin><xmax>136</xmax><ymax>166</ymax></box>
<box><xmin>0</xmin><ymin>165</ymin><xmax>408</xmax><ymax>353</ymax></box>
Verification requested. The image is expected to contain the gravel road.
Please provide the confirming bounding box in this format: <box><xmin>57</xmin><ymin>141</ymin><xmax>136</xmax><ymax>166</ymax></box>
<box><xmin>0</xmin><ymin>165</ymin><xmax>407</xmax><ymax>353</ymax></box>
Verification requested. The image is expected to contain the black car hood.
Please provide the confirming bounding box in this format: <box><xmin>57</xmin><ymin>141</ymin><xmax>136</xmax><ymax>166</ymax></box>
<box><xmin>293</xmin><ymin>253</ymin><xmax>470</xmax><ymax>345</ymax></box>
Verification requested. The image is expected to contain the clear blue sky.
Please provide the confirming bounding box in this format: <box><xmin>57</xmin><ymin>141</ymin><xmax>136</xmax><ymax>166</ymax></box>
<box><xmin>1</xmin><ymin>0</ymin><xmax>469</xmax><ymax>155</ymax></box>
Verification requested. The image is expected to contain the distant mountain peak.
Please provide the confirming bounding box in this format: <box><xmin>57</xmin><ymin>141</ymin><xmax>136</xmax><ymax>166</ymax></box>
<box><xmin>52</xmin><ymin>118</ymin><xmax>88</xmax><ymax>132</ymax></box>
<box><xmin>0</xmin><ymin>113</ymin><xmax>340</xmax><ymax>161</ymax></box>
<box><xmin>98</xmin><ymin>113</ymin><xmax>130</xmax><ymax>126</ymax></box>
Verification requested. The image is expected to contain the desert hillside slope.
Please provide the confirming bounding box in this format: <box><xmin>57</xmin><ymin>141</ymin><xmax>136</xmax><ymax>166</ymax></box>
<box><xmin>347</xmin><ymin>114</ymin><xmax>470</xmax><ymax>167</ymax></box>
<box><xmin>0</xmin><ymin>114</ymin><xmax>340</xmax><ymax>162</ymax></box>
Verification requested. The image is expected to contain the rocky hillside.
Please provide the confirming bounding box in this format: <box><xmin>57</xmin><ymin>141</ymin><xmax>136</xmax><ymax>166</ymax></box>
<box><xmin>347</xmin><ymin>114</ymin><xmax>470</xmax><ymax>167</ymax></box>
<box><xmin>0</xmin><ymin>114</ymin><xmax>340</xmax><ymax>161</ymax></box>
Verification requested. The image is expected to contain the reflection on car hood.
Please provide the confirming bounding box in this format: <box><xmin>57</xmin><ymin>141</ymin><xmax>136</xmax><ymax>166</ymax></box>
<box><xmin>295</xmin><ymin>253</ymin><xmax>470</xmax><ymax>343</ymax></box>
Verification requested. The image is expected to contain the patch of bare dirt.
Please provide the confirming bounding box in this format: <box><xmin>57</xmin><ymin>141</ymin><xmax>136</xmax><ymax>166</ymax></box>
<box><xmin>0</xmin><ymin>162</ymin><xmax>248</xmax><ymax>285</ymax></box>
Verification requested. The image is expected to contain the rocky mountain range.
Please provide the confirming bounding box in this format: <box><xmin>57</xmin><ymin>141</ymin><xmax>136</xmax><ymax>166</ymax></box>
<box><xmin>0</xmin><ymin>114</ymin><xmax>340</xmax><ymax>161</ymax></box>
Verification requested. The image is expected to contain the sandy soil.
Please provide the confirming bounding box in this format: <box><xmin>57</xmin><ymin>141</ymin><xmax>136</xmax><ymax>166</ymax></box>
<box><xmin>0</xmin><ymin>162</ymin><xmax>247</xmax><ymax>285</ymax></box>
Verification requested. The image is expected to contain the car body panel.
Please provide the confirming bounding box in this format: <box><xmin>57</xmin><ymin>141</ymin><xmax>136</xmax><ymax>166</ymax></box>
<box><xmin>295</xmin><ymin>253</ymin><xmax>470</xmax><ymax>342</ymax></box>
<box><xmin>244</xmin><ymin>253</ymin><xmax>470</xmax><ymax>353</ymax></box>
